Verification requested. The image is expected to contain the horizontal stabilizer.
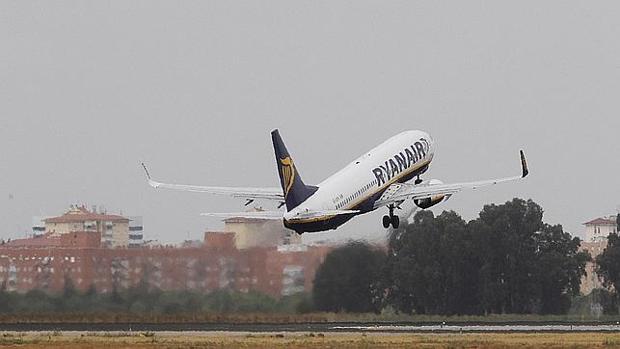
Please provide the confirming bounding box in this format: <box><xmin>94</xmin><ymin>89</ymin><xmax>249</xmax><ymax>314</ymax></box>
<box><xmin>290</xmin><ymin>209</ymin><xmax>360</xmax><ymax>219</ymax></box>
<box><xmin>201</xmin><ymin>209</ymin><xmax>360</xmax><ymax>221</ymax></box>
<box><xmin>201</xmin><ymin>211</ymin><xmax>285</xmax><ymax>220</ymax></box>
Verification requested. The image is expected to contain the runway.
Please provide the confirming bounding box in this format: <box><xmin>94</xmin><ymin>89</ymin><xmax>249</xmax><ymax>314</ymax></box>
<box><xmin>332</xmin><ymin>323</ymin><xmax>620</xmax><ymax>332</ymax></box>
<box><xmin>1</xmin><ymin>322</ymin><xmax>620</xmax><ymax>333</ymax></box>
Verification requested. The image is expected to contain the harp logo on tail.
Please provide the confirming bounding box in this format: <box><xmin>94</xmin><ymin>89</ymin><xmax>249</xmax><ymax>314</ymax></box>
<box><xmin>280</xmin><ymin>157</ymin><xmax>296</xmax><ymax>197</ymax></box>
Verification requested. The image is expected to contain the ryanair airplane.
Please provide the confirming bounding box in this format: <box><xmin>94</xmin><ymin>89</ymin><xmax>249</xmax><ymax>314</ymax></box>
<box><xmin>142</xmin><ymin>130</ymin><xmax>528</xmax><ymax>234</ymax></box>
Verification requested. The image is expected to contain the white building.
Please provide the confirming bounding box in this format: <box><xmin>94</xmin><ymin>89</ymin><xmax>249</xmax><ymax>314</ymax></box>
<box><xmin>128</xmin><ymin>216</ymin><xmax>144</xmax><ymax>248</ymax></box>
<box><xmin>44</xmin><ymin>205</ymin><xmax>130</xmax><ymax>248</ymax></box>
<box><xmin>579</xmin><ymin>215</ymin><xmax>618</xmax><ymax>294</ymax></box>
<box><xmin>584</xmin><ymin>216</ymin><xmax>617</xmax><ymax>242</ymax></box>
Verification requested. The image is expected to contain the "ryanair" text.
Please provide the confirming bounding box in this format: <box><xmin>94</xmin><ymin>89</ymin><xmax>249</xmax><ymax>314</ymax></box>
<box><xmin>372</xmin><ymin>138</ymin><xmax>430</xmax><ymax>187</ymax></box>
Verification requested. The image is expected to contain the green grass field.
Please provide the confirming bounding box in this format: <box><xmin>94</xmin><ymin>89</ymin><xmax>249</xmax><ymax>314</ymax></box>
<box><xmin>0</xmin><ymin>312</ymin><xmax>617</xmax><ymax>324</ymax></box>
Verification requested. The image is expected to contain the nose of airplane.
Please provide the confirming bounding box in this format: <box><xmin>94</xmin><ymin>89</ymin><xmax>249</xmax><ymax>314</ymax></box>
<box><xmin>423</xmin><ymin>132</ymin><xmax>434</xmax><ymax>146</ymax></box>
<box><xmin>425</xmin><ymin>133</ymin><xmax>436</xmax><ymax>155</ymax></box>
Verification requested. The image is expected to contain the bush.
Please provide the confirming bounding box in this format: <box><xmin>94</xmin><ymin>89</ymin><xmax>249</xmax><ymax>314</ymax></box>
<box><xmin>0</xmin><ymin>286</ymin><xmax>314</xmax><ymax>316</ymax></box>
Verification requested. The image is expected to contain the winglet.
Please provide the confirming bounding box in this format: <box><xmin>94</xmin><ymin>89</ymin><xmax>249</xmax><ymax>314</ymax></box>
<box><xmin>141</xmin><ymin>162</ymin><xmax>160</xmax><ymax>188</ymax></box>
<box><xmin>141</xmin><ymin>162</ymin><xmax>152</xmax><ymax>180</ymax></box>
<box><xmin>520</xmin><ymin>150</ymin><xmax>529</xmax><ymax>178</ymax></box>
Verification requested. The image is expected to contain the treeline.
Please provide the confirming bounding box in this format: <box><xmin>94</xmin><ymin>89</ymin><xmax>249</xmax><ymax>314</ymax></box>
<box><xmin>0</xmin><ymin>282</ymin><xmax>313</xmax><ymax>315</ymax></box>
<box><xmin>313</xmin><ymin>198</ymin><xmax>592</xmax><ymax>315</ymax></box>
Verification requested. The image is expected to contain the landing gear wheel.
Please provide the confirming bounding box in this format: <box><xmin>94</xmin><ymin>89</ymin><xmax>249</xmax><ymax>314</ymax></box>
<box><xmin>382</xmin><ymin>215</ymin><xmax>391</xmax><ymax>228</ymax></box>
<box><xmin>382</xmin><ymin>204</ymin><xmax>401</xmax><ymax>229</ymax></box>
<box><xmin>391</xmin><ymin>216</ymin><xmax>400</xmax><ymax>229</ymax></box>
<box><xmin>415</xmin><ymin>176</ymin><xmax>423</xmax><ymax>185</ymax></box>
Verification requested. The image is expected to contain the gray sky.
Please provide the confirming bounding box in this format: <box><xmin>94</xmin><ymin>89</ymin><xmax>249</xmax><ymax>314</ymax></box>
<box><xmin>1</xmin><ymin>1</ymin><xmax>619</xmax><ymax>243</ymax></box>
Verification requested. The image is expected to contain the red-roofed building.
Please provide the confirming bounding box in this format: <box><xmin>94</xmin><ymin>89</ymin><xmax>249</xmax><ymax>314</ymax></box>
<box><xmin>584</xmin><ymin>216</ymin><xmax>617</xmax><ymax>242</ymax></box>
<box><xmin>0</xmin><ymin>207</ymin><xmax>332</xmax><ymax>297</ymax></box>
<box><xmin>0</xmin><ymin>230</ymin><xmax>332</xmax><ymax>297</ymax></box>
<box><xmin>579</xmin><ymin>215</ymin><xmax>618</xmax><ymax>295</ymax></box>
<box><xmin>44</xmin><ymin>206</ymin><xmax>130</xmax><ymax>248</ymax></box>
<box><xmin>3</xmin><ymin>233</ymin><xmax>62</xmax><ymax>248</ymax></box>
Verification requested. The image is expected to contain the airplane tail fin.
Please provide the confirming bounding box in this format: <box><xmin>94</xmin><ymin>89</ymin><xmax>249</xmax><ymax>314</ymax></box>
<box><xmin>271</xmin><ymin>129</ymin><xmax>318</xmax><ymax>211</ymax></box>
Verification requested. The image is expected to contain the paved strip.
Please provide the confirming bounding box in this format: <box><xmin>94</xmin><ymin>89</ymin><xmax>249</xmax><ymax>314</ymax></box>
<box><xmin>332</xmin><ymin>324</ymin><xmax>620</xmax><ymax>332</ymax></box>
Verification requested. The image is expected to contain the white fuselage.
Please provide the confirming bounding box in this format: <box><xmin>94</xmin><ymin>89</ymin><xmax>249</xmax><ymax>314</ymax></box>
<box><xmin>284</xmin><ymin>130</ymin><xmax>435</xmax><ymax>227</ymax></box>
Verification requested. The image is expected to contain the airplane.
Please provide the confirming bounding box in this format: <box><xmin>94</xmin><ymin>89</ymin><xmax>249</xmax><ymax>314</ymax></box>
<box><xmin>142</xmin><ymin>129</ymin><xmax>528</xmax><ymax>234</ymax></box>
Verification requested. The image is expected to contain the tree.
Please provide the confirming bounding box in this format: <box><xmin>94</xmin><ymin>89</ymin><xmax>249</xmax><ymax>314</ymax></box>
<box><xmin>385</xmin><ymin>198</ymin><xmax>589</xmax><ymax>315</ymax></box>
<box><xmin>535</xmin><ymin>223</ymin><xmax>590</xmax><ymax>314</ymax></box>
<box><xmin>474</xmin><ymin>198</ymin><xmax>543</xmax><ymax>314</ymax></box>
<box><xmin>313</xmin><ymin>242</ymin><xmax>385</xmax><ymax>313</ymax></box>
<box><xmin>468</xmin><ymin>198</ymin><xmax>588</xmax><ymax>314</ymax></box>
<box><xmin>385</xmin><ymin>210</ymin><xmax>478</xmax><ymax>315</ymax></box>
<box><xmin>597</xmin><ymin>232</ymin><xmax>620</xmax><ymax>305</ymax></box>
<box><xmin>62</xmin><ymin>276</ymin><xmax>77</xmax><ymax>298</ymax></box>
<box><xmin>0</xmin><ymin>282</ymin><xmax>12</xmax><ymax>313</ymax></box>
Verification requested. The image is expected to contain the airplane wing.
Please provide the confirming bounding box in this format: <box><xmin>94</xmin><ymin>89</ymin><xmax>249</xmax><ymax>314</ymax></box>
<box><xmin>374</xmin><ymin>150</ymin><xmax>529</xmax><ymax>208</ymax></box>
<box><xmin>141</xmin><ymin>163</ymin><xmax>284</xmax><ymax>201</ymax></box>
<box><xmin>201</xmin><ymin>209</ymin><xmax>359</xmax><ymax>220</ymax></box>
<box><xmin>201</xmin><ymin>210</ymin><xmax>285</xmax><ymax>220</ymax></box>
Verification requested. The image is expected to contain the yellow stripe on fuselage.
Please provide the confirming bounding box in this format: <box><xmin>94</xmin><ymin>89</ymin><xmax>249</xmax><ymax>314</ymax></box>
<box><xmin>286</xmin><ymin>158</ymin><xmax>431</xmax><ymax>224</ymax></box>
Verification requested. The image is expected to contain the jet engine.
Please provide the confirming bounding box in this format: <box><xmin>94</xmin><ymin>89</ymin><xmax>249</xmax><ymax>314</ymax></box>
<box><xmin>414</xmin><ymin>179</ymin><xmax>448</xmax><ymax>209</ymax></box>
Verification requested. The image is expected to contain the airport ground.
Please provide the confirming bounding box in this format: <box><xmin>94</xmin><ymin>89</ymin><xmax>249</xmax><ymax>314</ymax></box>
<box><xmin>2</xmin><ymin>331</ymin><xmax>620</xmax><ymax>348</ymax></box>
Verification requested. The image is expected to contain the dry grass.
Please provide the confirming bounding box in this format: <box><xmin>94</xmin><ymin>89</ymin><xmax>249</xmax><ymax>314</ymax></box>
<box><xmin>1</xmin><ymin>331</ymin><xmax>620</xmax><ymax>348</ymax></box>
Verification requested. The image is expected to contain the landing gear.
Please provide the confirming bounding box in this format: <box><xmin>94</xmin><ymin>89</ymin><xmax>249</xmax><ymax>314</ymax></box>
<box><xmin>392</xmin><ymin>216</ymin><xmax>400</xmax><ymax>229</ymax></box>
<box><xmin>382</xmin><ymin>215</ymin><xmax>391</xmax><ymax>228</ymax></box>
<box><xmin>382</xmin><ymin>205</ymin><xmax>400</xmax><ymax>229</ymax></box>
<box><xmin>415</xmin><ymin>175</ymin><xmax>423</xmax><ymax>185</ymax></box>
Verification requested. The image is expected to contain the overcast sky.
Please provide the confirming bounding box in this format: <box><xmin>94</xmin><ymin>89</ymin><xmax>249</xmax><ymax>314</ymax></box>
<box><xmin>1</xmin><ymin>1</ymin><xmax>619</xmax><ymax>243</ymax></box>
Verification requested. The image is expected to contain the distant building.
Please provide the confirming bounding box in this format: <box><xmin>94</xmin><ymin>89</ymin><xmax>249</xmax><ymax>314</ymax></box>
<box><xmin>204</xmin><ymin>232</ymin><xmax>236</xmax><ymax>250</ymax></box>
<box><xmin>579</xmin><ymin>215</ymin><xmax>618</xmax><ymax>294</ymax></box>
<box><xmin>31</xmin><ymin>216</ymin><xmax>50</xmax><ymax>236</ymax></box>
<box><xmin>128</xmin><ymin>216</ymin><xmax>144</xmax><ymax>248</ymax></box>
<box><xmin>3</xmin><ymin>233</ymin><xmax>63</xmax><ymax>248</ymax></box>
<box><xmin>222</xmin><ymin>215</ymin><xmax>301</xmax><ymax>249</ymax></box>
<box><xmin>44</xmin><ymin>206</ymin><xmax>130</xmax><ymax>248</ymax></box>
<box><xmin>0</xmin><ymin>229</ymin><xmax>332</xmax><ymax>297</ymax></box>
<box><xmin>584</xmin><ymin>216</ymin><xmax>617</xmax><ymax>242</ymax></box>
